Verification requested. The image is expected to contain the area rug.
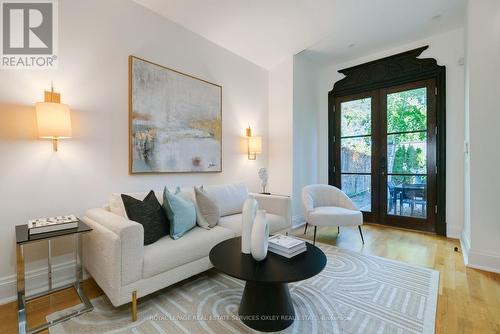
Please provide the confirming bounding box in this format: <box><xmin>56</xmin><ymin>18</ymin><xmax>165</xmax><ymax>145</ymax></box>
<box><xmin>48</xmin><ymin>244</ymin><xmax>439</xmax><ymax>334</ymax></box>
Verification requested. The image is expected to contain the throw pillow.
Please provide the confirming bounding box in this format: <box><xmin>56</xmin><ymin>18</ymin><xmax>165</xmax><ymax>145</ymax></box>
<box><xmin>163</xmin><ymin>187</ymin><xmax>197</xmax><ymax>239</ymax></box>
<box><xmin>203</xmin><ymin>183</ymin><xmax>249</xmax><ymax>216</ymax></box>
<box><xmin>194</xmin><ymin>186</ymin><xmax>220</xmax><ymax>229</ymax></box>
<box><xmin>121</xmin><ymin>191</ymin><xmax>169</xmax><ymax>245</ymax></box>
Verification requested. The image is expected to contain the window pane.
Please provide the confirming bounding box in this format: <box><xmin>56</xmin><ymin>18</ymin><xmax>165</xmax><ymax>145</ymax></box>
<box><xmin>341</xmin><ymin>98</ymin><xmax>371</xmax><ymax>137</ymax></box>
<box><xmin>387</xmin><ymin>87</ymin><xmax>427</xmax><ymax>133</ymax></box>
<box><xmin>387</xmin><ymin>175</ymin><xmax>427</xmax><ymax>218</ymax></box>
<box><xmin>387</xmin><ymin>133</ymin><xmax>426</xmax><ymax>174</ymax></box>
<box><xmin>341</xmin><ymin>137</ymin><xmax>371</xmax><ymax>173</ymax></box>
<box><xmin>342</xmin><ymin>174</ymin><xmax>371</xmax><ymax>212</ymax></box>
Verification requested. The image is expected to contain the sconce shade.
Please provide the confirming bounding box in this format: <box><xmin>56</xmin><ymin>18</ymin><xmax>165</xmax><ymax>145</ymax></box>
<box><xmin>35</xmin><ymin>102</ymin><xmax>72</xmax><ymax>138</ymax></box>
<box><xmin>248</xmin><ymin>136</ymin><xmax>262</xmax><ymax>154</ymax></box>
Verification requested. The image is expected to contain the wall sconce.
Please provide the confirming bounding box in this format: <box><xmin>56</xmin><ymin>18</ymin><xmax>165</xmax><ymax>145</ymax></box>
<box><xmin>246</xmin><ymin>126</ymin><xmax>262</xmax><ymax>160</ymax></box>
<box><xmin>35</xmin><ymin>85</ymin><xmax>72</xmax><ymax>152</ymax></box>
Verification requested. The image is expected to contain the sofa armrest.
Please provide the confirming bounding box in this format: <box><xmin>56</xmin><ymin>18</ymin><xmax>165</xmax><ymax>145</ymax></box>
<box><xmin>82</xmin><ymin>208</ymin><xmax>144</xmax><ymax>287</ymax></box>
<box><xmin>251</xmin><ymin>193</ymin><xmax>292</xmax><ymax>228</ymax></box>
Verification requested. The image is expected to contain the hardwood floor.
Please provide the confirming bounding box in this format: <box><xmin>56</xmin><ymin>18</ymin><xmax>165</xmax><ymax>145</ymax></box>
<box><xmin>0</xmin><ymin>279</ymin><xmax>102</xmax><ymax>334</ymax></box>
<box><xmin>293</xmin><ymin>224</ymin><xmax>500</xmax><ymax>334</ymax></box>
<box><xmin>0</xmin><ymin>224</ymin><xmax>498</xmax><ymax>333</ymax></box>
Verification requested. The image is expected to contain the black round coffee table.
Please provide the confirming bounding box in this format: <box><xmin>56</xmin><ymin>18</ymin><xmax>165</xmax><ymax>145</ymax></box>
<box><xmin>209</xmin><ymin>236</ymin><xmax>327</xmax><ymax>332</ymax></box>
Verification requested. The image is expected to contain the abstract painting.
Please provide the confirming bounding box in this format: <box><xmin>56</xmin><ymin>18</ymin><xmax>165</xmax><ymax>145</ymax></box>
<box><xmin>129</xmin><ymin>56</ymin><xmax>222</xmax><ymax>173</ymax></box>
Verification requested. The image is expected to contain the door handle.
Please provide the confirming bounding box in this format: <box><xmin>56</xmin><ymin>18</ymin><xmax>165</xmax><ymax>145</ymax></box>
<box><xmin>380</xmin><ymin>157</ymin><xmax>387</xmax><ymax>176</ymax></box>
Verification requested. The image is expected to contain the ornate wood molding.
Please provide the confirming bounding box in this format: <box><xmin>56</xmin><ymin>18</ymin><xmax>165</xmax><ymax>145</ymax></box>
<box><xmin>330</xmin><ymin>46</ymin><xmax>445</xmax><ymax>96</ymax></box>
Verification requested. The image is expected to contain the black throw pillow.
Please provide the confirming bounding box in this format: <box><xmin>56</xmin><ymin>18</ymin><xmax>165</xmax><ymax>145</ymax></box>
<box><xmin>121</xmin><ymin>191</ymin><xmax>169</xmax><ymax>245</ymax></box>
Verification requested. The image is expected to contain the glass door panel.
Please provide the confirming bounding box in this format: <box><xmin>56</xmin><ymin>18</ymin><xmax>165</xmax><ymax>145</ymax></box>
<box><xmin>385</xmin><ymin>87</ymin><xmax>428</xmax><ymax>219</ymax></box>
<box><xmin>387</xmin><ymin>175</ymin><xmax>427</xmax><ymax>218</ymax></box>
<box><xmin>342</xmin><ymin>174</ymin><xmax>371</xmax><ymax>211</ymax></box>
<box><xmin>386</xmin><ymin>87</ymin><xmax>427</xmax><ymax>133</ymax></box>
<box><xmin>387</xmin><ymin>133</ymin><xmax>427</xmax><ymax>175</ymax></box>
<box><xmin>340</xmin><ymin>97</ymin><xmax>372</xmax><ymax>212</ymax></box>
<box><xmin>341</xmin><ymin>98</ymin><xmax>371</xmax><ymax>136</ymax></box>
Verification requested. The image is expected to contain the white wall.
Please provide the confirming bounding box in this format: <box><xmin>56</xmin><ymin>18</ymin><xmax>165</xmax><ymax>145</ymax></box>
<box><xmin>309</xmin><ymin>28</ymin><xmax>466</xmax><ymax>238</ymax></box>
<box><xmin>268</xmin><ymin>55</ymin><xmax>320</xmax><ymax>225</ymax></box>
<box><xmin>462</xmin><ymin>0</ymin><xmax>500</xmax><ymax>273</ymax></box>
<box><xmin>268</xmin><ymin>57</ymin><xmax>293</xmax><ymax>196</ymax></box>
<box><xmin>462</xmin><ymin>0</ymin><xmax>472</xmax><ymax>263</ymax></box>
<box><xmin>0</xmin><ymin>0</ymin><xmax>268</xmax><ymax>303</ymax></box>
<box><xmin>291</xmin><ymin>55</ymin><xmax>320</xmax><ymax>223</ymax></box>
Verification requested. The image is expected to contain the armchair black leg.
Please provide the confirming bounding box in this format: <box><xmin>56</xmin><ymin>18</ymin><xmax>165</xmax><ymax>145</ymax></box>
<box><xmin>313</xmin><ymin>226</ymin><xmax>317</xmax><ymax>245</ymax></box>
<box><xmin>304</xmin><ymin>223</ymin><xmax>308</xmax><ymax>235</ymax></box>
<box><xmin>358</xmin><ymin>225</ymin><xmax>365</xmax><ymax>244</ymax></box>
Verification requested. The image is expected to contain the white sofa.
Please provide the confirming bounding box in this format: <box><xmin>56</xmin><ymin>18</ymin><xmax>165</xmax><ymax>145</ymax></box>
<box><xmin>81</xmin><ymin>183</ymin><xmax>291</xmax><ymax>317</ymax></box>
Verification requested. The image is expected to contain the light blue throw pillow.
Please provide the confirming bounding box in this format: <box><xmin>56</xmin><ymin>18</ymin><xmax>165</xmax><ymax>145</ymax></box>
<box><xmin>162</xmin><ymin>187</ymin><xmax>196</xmax><ymax>240</ymax></box>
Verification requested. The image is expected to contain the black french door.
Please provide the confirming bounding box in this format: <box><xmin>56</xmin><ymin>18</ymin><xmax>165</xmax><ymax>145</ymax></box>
<box><xmin>332</xmin><ymin>79</ymin><xmax>437</xmax><ymax>233</ymax></box>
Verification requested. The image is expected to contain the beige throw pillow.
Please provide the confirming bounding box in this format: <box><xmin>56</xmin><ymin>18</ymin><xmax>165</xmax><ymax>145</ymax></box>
<box><xmin>194</xmin><ymin>186</ymin><xmax>220</xmax><ymax>229</ymax></box>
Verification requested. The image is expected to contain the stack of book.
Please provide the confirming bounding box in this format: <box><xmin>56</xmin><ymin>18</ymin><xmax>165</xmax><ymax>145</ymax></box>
<box><xmin>268</xmin><ymin>234</ymin><xmax>307</xmax><ymax>258</ymax></box>
<box><xmin>28</xmin><ymin>215</ymin><xmax>79</xmax><ymax>235</ymax></box>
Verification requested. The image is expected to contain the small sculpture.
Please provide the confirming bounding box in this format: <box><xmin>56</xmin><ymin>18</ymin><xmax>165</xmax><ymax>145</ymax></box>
<box><xmin>258</xmin><ymin>167</ymin><xmax>269</xmax><ymax>194</ymax></box>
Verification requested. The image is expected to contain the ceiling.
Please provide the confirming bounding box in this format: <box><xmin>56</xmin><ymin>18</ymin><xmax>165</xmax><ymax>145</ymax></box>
<box><xmin>132</xmin><ymin>0</ymin><xmax>466</xmax><ymax>69</ymax></box>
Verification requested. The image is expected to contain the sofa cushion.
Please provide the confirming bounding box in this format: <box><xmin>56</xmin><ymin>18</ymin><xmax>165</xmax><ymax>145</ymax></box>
<box><xmin>205</xmin><ymin>183</ymin><xmax>248</xmax><ymax>217</ymax></box>
<box><xmin>121</xmin><ymin>191</ymin><xmax>169</xmax><ymax>245</ymax></box>
<box><xmin>218</xmin><ymin>213</ymin><xmax>289</xmax><ymax>236</ymax></box>
<box><xmin>308</xmin><ymin>206</ymin><xmax>363</xmax><ymax>227</ymax></box>
<box><xmin>142</xmin><ymin>226</ymin><xmax>235</xmax><ymax>279</ymax></box>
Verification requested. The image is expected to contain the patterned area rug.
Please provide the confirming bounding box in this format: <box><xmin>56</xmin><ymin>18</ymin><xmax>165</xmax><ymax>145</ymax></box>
<box><xmin>48</xmin><ymin>244</ymin><xmax>439</xmax><ymax>334</ymax></box>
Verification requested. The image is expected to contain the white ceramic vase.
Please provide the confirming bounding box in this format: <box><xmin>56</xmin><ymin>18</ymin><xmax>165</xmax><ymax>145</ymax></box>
<box><xmin>251</xmin><ymin>210</ymin><xmax>269</xmax><ymax>261</ymax></box>
<box><xmin>241</xmin><ymin>195</ymin><xmax>258</xmax><ymax>254</ymax></box>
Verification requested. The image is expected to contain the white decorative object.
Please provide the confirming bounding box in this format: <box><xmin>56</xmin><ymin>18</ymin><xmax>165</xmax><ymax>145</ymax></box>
<box><xmin>258</xmin><ymin>167</ymin><xmax>268</xmax><ymax>193</ymax></box>
<box><xmin>241</xmin><ymin>195</ymin><xmax>258</xmax><ymax>254</ymax></box>
<box><xmin>251</xmin><ymin>210</ymin><xmax>269</xmax><ymax>261</ymax></box>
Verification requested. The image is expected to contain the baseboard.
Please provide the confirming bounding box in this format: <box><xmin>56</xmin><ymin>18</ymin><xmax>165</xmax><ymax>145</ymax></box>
<box><xmin>466</xmin><ymin>248</ymin><xmax>500</xmax><ymax>273</ymax></box>
<box><xmin>292</xmin><ymin>215</ymin><xmax>305</xmax><ymax>229</ymax></box>
<box><xmin>0</xmin><ymin>260</ymin><xmax>77</xmax><ymax>305</ymax></box>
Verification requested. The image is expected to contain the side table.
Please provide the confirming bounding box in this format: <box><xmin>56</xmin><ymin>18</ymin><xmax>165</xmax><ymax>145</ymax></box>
<box><xmin>15</xmin><ymin>220</ymin><xmax>93</xmax><ymax>334</ymax></box>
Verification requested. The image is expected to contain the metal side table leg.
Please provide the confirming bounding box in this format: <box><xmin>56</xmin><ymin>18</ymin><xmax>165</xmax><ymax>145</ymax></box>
<box><xmin>48</xmin><ymin>240</ymin><xmax>53</xmax><ymax>290</ymax></box>
<box><xmin>74</xmin><ymin>233</ymin><xmax>93</xmax><ymax>311</ymax></box>
<box><xmin>17</xmin><ymin>244</ymin><xmax>27</xmax><ymax>334</ymax></box>
<box><xmin>17</xmin><ymin>234</ymin><xmax>93</xmax><ymax>334</ymax></box>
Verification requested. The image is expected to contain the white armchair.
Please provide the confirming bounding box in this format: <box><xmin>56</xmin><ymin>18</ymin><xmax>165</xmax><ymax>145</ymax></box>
<box><xmin>302</xmin><ymin>184</ymin><xmax>364</xmax><ymax>245</ymax></box>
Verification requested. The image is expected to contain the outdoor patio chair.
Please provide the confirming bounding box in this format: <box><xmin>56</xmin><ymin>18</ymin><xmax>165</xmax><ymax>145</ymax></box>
<box><xmin>400</xmin><ymin>185</ymin><xmax>427</xmax><ymax>216</ymax></box>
